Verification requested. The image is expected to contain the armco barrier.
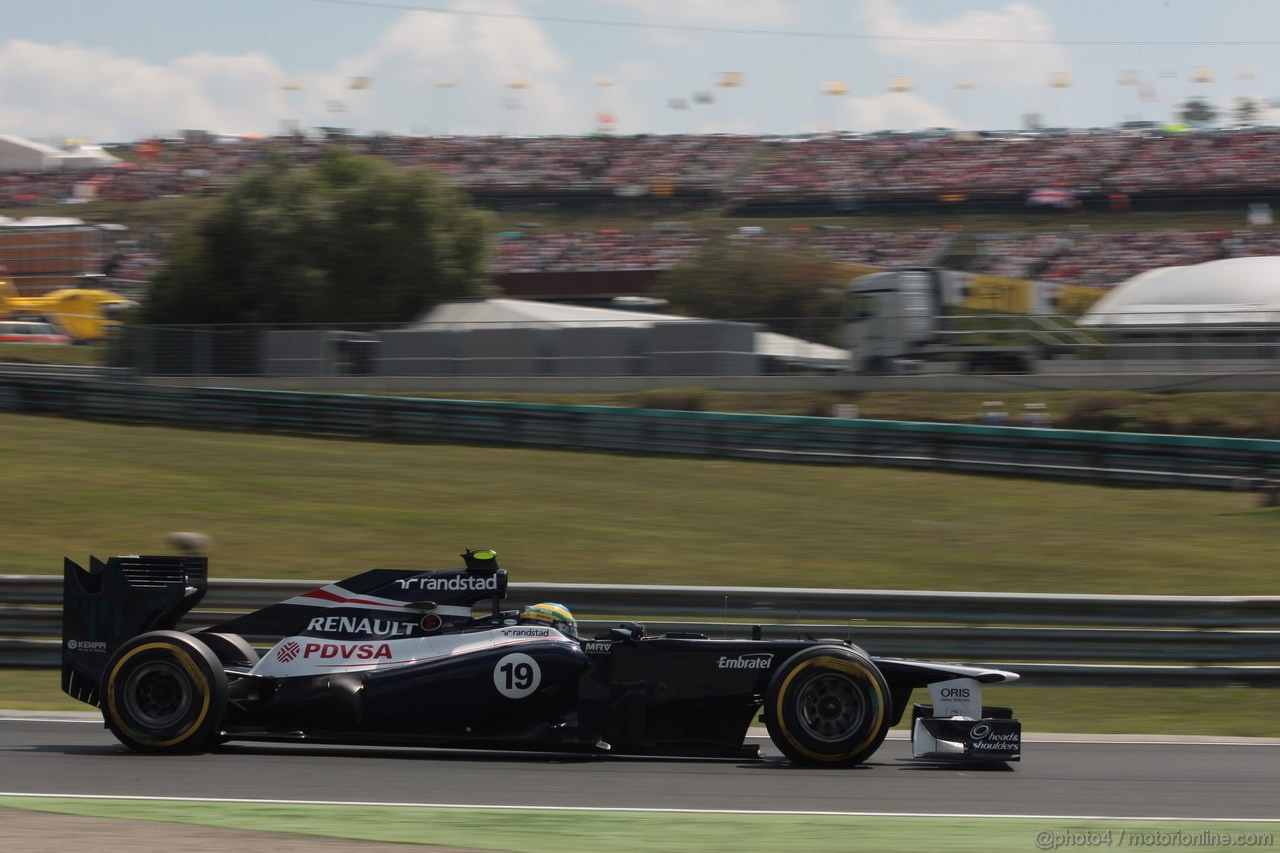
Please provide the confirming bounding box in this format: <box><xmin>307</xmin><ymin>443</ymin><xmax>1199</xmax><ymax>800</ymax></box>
<box><xmin>3</xmin><ymin>575</ymin><xmax>1278</xmax><ymax>685</ymax></box>
<box><xmin>3</xmin><ymin>376</ymin><xmax>1280</xmax><ymax>488</ymax></box>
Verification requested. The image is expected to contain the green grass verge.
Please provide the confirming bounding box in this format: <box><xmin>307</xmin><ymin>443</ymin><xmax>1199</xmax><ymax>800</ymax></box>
<box><xmin>391</xmin><ymin>389</ymin><xmax>1280</xmax><ymax>439</ymax></box>
<box><xmin>4</xmin><ymin>669</ymin><xmax>1276</xmax><ymax>736</ymax></box>
<box><xmin>0</xmin><ymin>344</ymin><xmax>105</xmax><ymax>366</ymax></box>
<box><xmin>976</xmin><ymin>685</ymin><xmax>1280</xmax><ymax>737</ymax></box>
<box><xmin>0</xmin><ymin>671</ymin><xmax>81</xmax><ymax>711</ymax></box>
<box><xmin>1</xmin><ymin>798</ymin><xmax>1275</xmax><ymax>853</ymax></box>
<box><xmin>9</xmin><ymin>375</ymin><xmax>1280</xmax><ymax>437</ymax></box>
<box><xmin>4</xmin><ymin>412</ymin><xmax>1278</xmax><ymax>593</ymax></box>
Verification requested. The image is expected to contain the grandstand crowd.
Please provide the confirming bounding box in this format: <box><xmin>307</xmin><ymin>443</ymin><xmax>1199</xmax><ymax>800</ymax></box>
<box><xmin>489</xmin><ymin>224</ymin><xmax>1280</xmax><ymax>288</ymax></box>
<box><xmin>5</xmin><ymin>127</ymin><xmax>1280</xmax><ymax>290</ymax></box>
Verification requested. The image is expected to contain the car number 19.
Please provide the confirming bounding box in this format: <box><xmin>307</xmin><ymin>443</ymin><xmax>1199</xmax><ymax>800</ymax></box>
<box><xmin>494</xmin><ymin>652</ymin><xmax>541</xmax><ymax>698</ymax></box>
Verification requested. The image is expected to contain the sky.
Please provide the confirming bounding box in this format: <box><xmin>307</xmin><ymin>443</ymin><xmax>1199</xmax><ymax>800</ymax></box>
<box><xmin>7</xmin><ymin>0</ymin><xmax>1280</xmax><ymax>144</ymax></box>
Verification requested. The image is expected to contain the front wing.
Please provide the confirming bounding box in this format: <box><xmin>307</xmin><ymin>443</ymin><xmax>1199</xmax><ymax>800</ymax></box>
<box><xmin>912</xmin><ymin>715</ymin><xmax>1022</xmax><ymax>761</ymax></box>
<box><xmin>908</xmin><ymin>676</ymin><xmax>1022</xmax><ymax>762</ymax></box>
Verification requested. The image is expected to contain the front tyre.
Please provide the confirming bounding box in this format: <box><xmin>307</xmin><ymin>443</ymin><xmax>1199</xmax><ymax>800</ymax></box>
<box><xmin>763</xmin><ymin>646</ymin><xmax>891</xmax><ymax>767</ymax></box>
<box><xmin>102</xmin><ymin>630</ymin><xmax>228</xmax><ymax>754</ymax></box>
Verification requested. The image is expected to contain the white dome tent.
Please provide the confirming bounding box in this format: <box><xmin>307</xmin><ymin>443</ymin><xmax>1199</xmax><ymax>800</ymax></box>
<box><xmin>1079</xmin><ymin>256</ymin><xmax>1280</xmax><ymax>327</ymax></box>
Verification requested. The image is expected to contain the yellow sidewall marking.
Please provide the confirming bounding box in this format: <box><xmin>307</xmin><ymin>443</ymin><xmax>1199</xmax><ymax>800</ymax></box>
<box><xmin>106</xmin><ymin>642</ymin><xmax>211</xmax><ymax>749</ymax></box>
<box><xmin>773</xmin><ymin>655</ymin><xmax>886</xmax><ymax>763</ymax></box>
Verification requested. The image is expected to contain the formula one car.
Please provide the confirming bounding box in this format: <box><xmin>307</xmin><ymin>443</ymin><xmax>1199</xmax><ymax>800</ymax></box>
<box><xmin>61</xmin><ymin>550</ymin><xmax>1022</xmax><ymax>766</ymax></box>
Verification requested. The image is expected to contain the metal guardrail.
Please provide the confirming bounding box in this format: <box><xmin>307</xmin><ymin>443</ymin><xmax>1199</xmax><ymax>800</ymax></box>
<box><xmin>3</xmin><ymin>376</ymin><xmax>1279</xmax><ymax>489</ymax></box>
<box><xmin>4</xmin><ymin>575</ymin><xmax>1278</xmax><ymax>685</ymax></box>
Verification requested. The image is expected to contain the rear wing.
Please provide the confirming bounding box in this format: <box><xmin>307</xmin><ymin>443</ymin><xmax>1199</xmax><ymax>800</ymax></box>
<box><xmin>62</xmin><ymin>554</ymin><xmax>208</xmax><ymax>707</ymax></box>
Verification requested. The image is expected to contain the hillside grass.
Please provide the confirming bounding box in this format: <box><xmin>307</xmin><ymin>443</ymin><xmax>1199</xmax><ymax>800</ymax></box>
<box><xmin>2</xmin><ymin>411</ymin><xmax>1275</xmax><ymax>593</ymax></box>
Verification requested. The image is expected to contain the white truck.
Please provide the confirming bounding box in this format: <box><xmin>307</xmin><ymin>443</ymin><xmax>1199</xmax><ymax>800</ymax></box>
<box><xmin>843</xmin><ymin>267</ymin><xmax>1080</xmax><ymax>374</ymax></box>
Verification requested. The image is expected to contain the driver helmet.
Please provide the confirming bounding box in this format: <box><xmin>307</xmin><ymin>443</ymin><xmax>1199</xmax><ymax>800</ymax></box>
<box><xmin>518</xmin><ymin>602</ymin><xmax>578</xmax><ymax>640</ymax></box>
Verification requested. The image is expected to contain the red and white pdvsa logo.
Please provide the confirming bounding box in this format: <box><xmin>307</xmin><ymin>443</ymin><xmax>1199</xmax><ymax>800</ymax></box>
<box><xmin>276</xmin><ymin>641</ymin><xmax>301</xmax><ymax>663</ymax></box>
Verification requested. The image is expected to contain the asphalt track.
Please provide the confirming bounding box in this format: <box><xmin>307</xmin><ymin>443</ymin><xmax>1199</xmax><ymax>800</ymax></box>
<box><xmin>3</xmin><ymin>717</ymin><xmax>1278</xmax><ymax>821</ymax></box>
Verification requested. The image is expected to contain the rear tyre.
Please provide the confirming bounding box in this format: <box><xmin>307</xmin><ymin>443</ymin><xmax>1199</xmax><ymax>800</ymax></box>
<box><xmin>763</xmin><ymin>646</ymin><xmax>891</xmax><ymax>767</ymax></box>
<box><xmin>102</xmin><ymin>630</ymin><xmax>228</xmax><ymax>754</ymax></box>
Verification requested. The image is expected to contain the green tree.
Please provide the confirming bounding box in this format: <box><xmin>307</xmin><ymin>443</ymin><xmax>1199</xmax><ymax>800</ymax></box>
<box><xmin>144</xmin><ymin>148</ymin><xmax>490</xmax><ymax>325</ymax></box>
<box><xmin>654</xmin><ymin>240</ymin><xmax>847</xmax><ymax>343</ymax></box>
<box><xmin>1177</xmin><ymin>97</ymin><xmax>1218</xmax><ymax>127</ymax></box>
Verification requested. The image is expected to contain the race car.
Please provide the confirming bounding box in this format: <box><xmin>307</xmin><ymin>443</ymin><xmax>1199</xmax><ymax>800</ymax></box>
<box><xmin>60</xmin><ymin>549</ymin><xmax>1022</xmax><ymax>766</ymax></box>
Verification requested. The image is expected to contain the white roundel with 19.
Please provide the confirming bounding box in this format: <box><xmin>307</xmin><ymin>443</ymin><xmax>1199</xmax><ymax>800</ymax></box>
<box><xmin>494</xmin><ymin>652</ymin><xmax>541</xmax><ymax>698</ymax></box>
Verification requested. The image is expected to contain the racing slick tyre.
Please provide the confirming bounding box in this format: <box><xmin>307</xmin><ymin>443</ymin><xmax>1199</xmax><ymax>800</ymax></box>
<box><xmin>763</xmin><ymin>645</ymin><xmax>892</xmax><ymax>767</ymax></box>
<box><xmin>102</xmin><ymin>630</ymin><xmax>228</xmax><ymax>754</ymax></box>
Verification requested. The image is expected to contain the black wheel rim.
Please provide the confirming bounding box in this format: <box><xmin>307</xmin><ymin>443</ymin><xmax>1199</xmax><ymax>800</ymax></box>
<box><xmin>122</xmin><ymin>660</ymin><xmax>192</xmax><ymax>729</ymax></box>
<box><xmin>796</xmin><ymin>672</ymin><xmax>866</xmax><ymax>742</ymax></box>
